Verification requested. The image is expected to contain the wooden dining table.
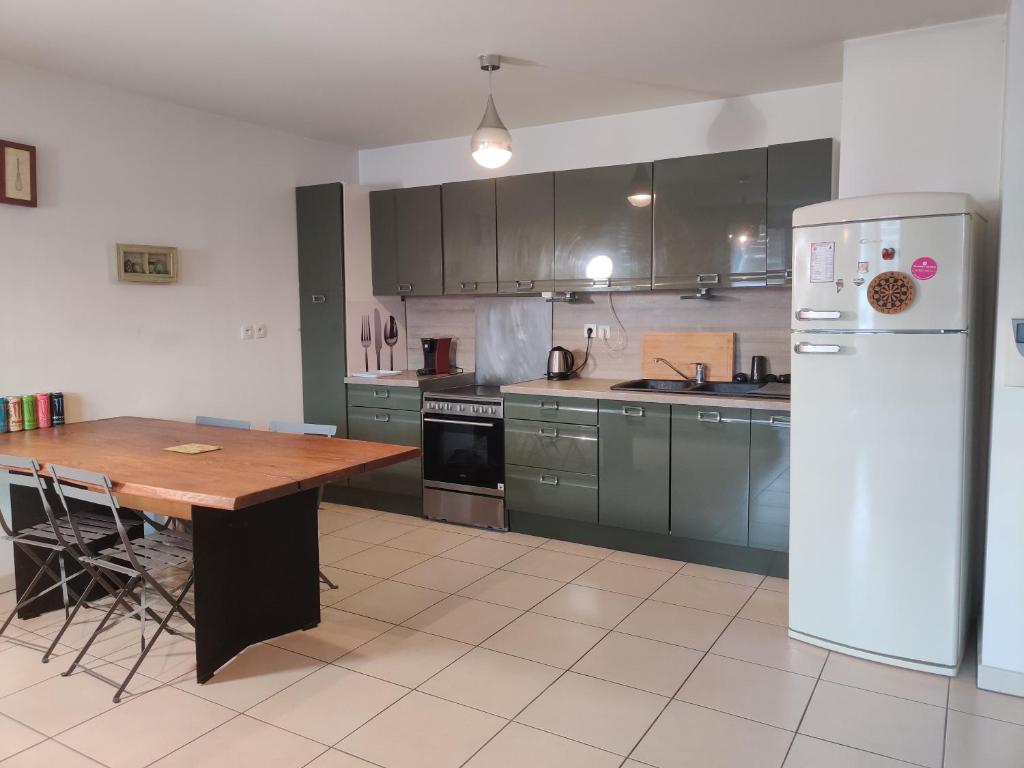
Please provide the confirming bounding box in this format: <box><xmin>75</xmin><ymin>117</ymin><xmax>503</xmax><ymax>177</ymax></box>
<box><xmin>0</xmin><ymin>416</ymin><xmax>419</xmax><ymax>682</ymax></box>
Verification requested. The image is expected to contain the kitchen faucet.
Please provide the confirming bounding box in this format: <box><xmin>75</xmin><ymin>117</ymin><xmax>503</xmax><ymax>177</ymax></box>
<box><xmin>654</xmin><ymin>358</ymin><xmax>706</xmax><ymax>384</ymax></box>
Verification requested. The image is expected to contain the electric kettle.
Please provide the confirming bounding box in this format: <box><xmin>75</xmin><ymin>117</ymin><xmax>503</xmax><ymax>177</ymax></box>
<box><xmin>546</xmin><ymin>346</ymin><xmax>576</xmax><ymax>380</ymax></box>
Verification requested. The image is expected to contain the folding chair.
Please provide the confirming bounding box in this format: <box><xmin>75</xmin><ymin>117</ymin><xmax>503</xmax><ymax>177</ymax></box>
<box><xmin>49</xmin><ymin>465</ymin><xmax>196</xmax><ymax>702</ymax></box>
<box><xmin>268</xmin><ymin>421</ymin><xmax>340</xmax><ymax>590</ymax></box>
<box><xmin>195</xmin><ymin>415</ymin><xmax>251</xmax><ymax>430</ymax></box>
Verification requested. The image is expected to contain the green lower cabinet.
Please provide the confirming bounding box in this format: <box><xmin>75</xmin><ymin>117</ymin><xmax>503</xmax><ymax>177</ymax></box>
<box><xmin>347</xmin><ymin>406</ymin><xmax>422</xmax><ymax>496</ymax></box>
<box><xmin>670</xmin><ymin>405</ymin><xmax>751</xmax><ymax>545</ymax></box>
<box><xmin>347</xmin><ymin>384</ymin><xmax>422</xmax><ymax>411</ymax></box>
<box><xmin>504</xmin><ymin>395</ymin><xmax>598</xmax><ymax>426</ymax></box>
<box><xmin>505</xmin><ymin>419</ymin><xmax>598</xmax><ymax>475</ymax></box>
<box><xmin>749</xmin><ymin>412</ymin><xmax>791</xmax><ymax>551</ymax></box>
<box><xmin>598</xmin><ymin>401</ymin><xmax>671</xmax><ymax>533</ymax></box>
<box><xmin>506</xmin><ymin>465</ymin><xmax>598</xmax><ymax>523</ymax></box>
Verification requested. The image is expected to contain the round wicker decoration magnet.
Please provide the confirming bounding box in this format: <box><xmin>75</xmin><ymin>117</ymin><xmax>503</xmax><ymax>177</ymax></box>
<box><xmin>867</xmin><ymin>271</ymin><xmax>916</xmax><ymax>314</ymax></box>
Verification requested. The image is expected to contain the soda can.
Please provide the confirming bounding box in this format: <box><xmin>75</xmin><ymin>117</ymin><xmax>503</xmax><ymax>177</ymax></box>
<box><xmin>36</xmin><ymin>393</ymin><xmax>52</xmax><ymax>428</ymax></box>
<box><xmin>6</xmin><ymin>396</ymin><xmax>23</xmax><ymax>432</ymax></box>
<box><xmin>0</xmin><ymin>398</ymin><xmax>6</xmax><ymax>433</ymax></box>
<box><xmin>50</xmin><ymin>392</ymin><xmax>65</xmax><ymax>426</ymax></box>
<box><xmin>22</xmin><ymin>395</ymin><xmax>37</xmax><ymax>430</ymax></box>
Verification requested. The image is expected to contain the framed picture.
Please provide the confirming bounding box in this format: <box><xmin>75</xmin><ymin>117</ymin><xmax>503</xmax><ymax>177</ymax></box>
<box><xmin>116</xmin><ymin>244</ymin><xmax>178</xmax><ymax>283</ymax></box>
<box><xmin>0</xmin><ymin>140</ymin><xmax>37</xmax><ymax>207</ymax></box>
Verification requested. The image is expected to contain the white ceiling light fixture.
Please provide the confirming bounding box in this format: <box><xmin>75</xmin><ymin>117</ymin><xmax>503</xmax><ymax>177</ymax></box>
<box><xmin>627</xmin><ymin>163</ymin><xmax>653</xmax><ymax>207</ymax></box>
<box><xmin>470</xmin><ymin>54</ymin><xmax>512</xmax><ymax>169</ymax></box>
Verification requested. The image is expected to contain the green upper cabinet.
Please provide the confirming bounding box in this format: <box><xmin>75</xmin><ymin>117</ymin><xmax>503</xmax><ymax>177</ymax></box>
<box><xmin>653</xmin><ymin>148</ymin><xmax>767</xmax><ymax>290</ymax></box>
<box><xmin>369</xmin><ymin>185</ymin><xmax>443</xmax><ymax>296</ymax></box>
<box><xmin>598</xmin><ymin>401</ymin><xmax>670</xmax><ymax>534</ymax></box>
<box><xmin>766</xmin><ymin>139</ymin><xmax>835</xmax><ymax>285</ymax></box>
<box><xmin>497</xmin><ymin>172</ymin><xmax>555</xmax><ymax>294</ymax></box>
<box><xmin>554</xmin><ymin>164</ymin><xmax>653</xmax><ymax>291</ymax></box>
<box><xmin>443</xmin><ymin>179</ymin><xmax>497</xmax><ymax>295</ymax></box>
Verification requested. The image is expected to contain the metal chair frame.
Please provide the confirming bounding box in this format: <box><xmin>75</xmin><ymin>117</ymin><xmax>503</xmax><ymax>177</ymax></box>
<box><xmin>48</xmin><ymin>464</ymin><xmax>196</xmax><ymax>702</ymax></box>
<box><xmin>195</xmin><ymin>415</ymin><xmax>252</xmax><ymax>430</ymax></box>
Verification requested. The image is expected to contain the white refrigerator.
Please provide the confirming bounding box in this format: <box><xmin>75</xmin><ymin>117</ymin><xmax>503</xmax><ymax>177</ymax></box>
<box><xmin>788</xmin><ymin>192</ymin><xmax>987</xmax><ymax>676</ymax></box>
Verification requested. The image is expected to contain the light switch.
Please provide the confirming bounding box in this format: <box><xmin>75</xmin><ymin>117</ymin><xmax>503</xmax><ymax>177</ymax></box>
<box><xmin>254</xmin><ymin>322</ymin><xmax>267</xmax><ymax>339</ymax></box>
<box><xmin>240</xmin><ymin>325</ymin><xmax>254</xmax><ymax>340</ymax></box>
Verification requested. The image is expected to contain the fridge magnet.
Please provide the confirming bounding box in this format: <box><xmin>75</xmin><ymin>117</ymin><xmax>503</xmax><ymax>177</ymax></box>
<box><xmin>857</xmin><ymin>261</ymin><xmax>870</xmax><ymax>274</ymax></box>
<box><xmin>911</xmin><ymin>257</ymin><xmax>938</xmax><ymax>280</ymax></box>
<box><xmin>116</xmin><ymin>244</ymin><xmax>178</xmax><ymax>283</ymax></box>
<box><xmin>867</xmin><ymin>271</ymin><xmax>916</xmax><ymax>314</ymax></box>
<box><xmin>0</xmin><ymin>140</ymin><xmax>37</xmax><ymax>207</ymax></box>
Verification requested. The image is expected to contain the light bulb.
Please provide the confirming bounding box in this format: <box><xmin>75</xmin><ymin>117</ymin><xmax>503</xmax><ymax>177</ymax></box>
<box><xmin>471</xmin><ymin>92</ymin><xmax>512</xmax><ymax>169</ymax></box>
<box><xmin>627</xmin><ymin>192</ymin><xmax>652</xmax><ymax>208</ymax></box>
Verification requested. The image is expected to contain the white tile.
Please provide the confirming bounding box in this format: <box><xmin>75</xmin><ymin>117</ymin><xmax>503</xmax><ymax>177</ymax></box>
<box><xmin>173</xmin><ymin>643</ymin><xmax>322</xmax><ymax>711</ymax></box>
<box><xmin>442</xmin><ymin>538</ymin><xmax>535</xmax><ymax>568</ymax></box>
<box><xmin>392</xmin><ymin>558</ymin><xmax>494</xmax><ymax>593</ymax></box>
<box><xmin>334</xmin><ymin>546</ymin><xmax>430</xmax><ymax>579</ymax></box>
<box><xmin>761</xmin><ymin>576</ymin><xmax>789</xmax><ymax>594</ymax></box>
<box><xmin>457</xmin><ymin>570</ymin><xmax>562</xmax><ymax>610</ymax></box>
<box><xmin>57</xmin><ymin>686</ymin><xmax>234</xmax><ymax>768</ymax></box>
<box><xmin>0</xmin><ymin>714</ymin><xmax>44</xmax><ymax>761</ymax></box>
<box><xmin>944</xmin><ymin>709</ymin><xmax>1024</xmax><ymax>768</ymax></box>
<box><xmin>317</xmin><ymin>568</ymin><xmax>382</xmax><ymax>607</ymax></box>
<box><xmin>711</xmin><ymin>618</ymin><xmax>827</xmax><ymax>677</ymax></box>
<box><xmin>0</xmin><ymin>646</ymin><xmax>68</xmax><ymax>698</ymax></box>
<box><xmin>338</xmin><ymin>626</ymin><xmax>471</xmax><ymax>688</ymax></box>
<box><xmin>305</xmin><ymin>751</ymin><xmax>380</xmax><ymax>768</ymax></box>
<box><xmin>784</xmin><ymin>734</ymin><xmax>920</xmax><ymax>767</ymax></box>
<box><xmin>572</xmin><ymin>560</ymin><xmax>672</xmax><ymax>598</ymax></box>
<box><xmin>318</xmin><ymin>536</ymin><xmax>373</xmax><ymax>564</ymax></box>
<box><xmin>336</xmin><ymin>580</ymin><xmax>447</xmax><ymax>624</ymax></box>
<box><xmin>374</xmin><ymin>511</ymin><xmax>432</xmax><ymax>528</ymax></box>
<box><xmin>738</xmin><ymin>589</ymin><xmax>789</xmax><ymax>626</ymax></box>
<box><xmin>633</xmin><ymin>700</ymin><xmax>792</xmax><ymax>768</ymax></box>
<box><xmin>403</xmin><ymin>596</ymin><xmax>521</xmax><ymax>644</ymax></box>
<box><xmin>502</xmin><ymin>549</ymin><xmax>600</xmax><ymax>582</ymax></box>
<box><xmin>679</xmin><ymin>562</ymin><xmax>765</xmax><ymax>587</ymax></box>
<box><xmin>420</xmin><ymin>648</ymin><xmax>561</xmax><ymax>718</ymax></box>
<box><xmin>386</xmin><ymin>527</ymin><xmax>476</xmax><ymax>556</ymax></box>
<box><xmin>247</xmin><ymin>665</ymin><xmax>406</xmax><ymax>746</ymax></box>
<box><xmin>104</xmin><ymin>632</ymin><xmax>197</xmax><ymax>682</ymax></box>
<box><xmin>464</xmin><ymin>722</ymin><xmax>622</xmax><ymax>768</ymax></box>
<box><xmin>339</xmin><ymin>691</ymin><xmax>505</xmax><ymax>768</ymax></box>
<box><xmin>799</xmin><ymin>681</ymin><xmax>946</xmax><ymax>768</ymax></box>
<box><xmin>516</xmin><ymin>672</ymin><xmax>666</xmax><ymax>756</ymax></box>
<box><xmin>0</xmin><ymin>740</ymin><xmax>106</xmax><ymax>767</ymax></box>
<box><xmin>617</xmin><ymin>600</ymin><xmax>731</xmax><ymax>651</ymax></box>
<box><xmin>531</xmin><ymin>584</ymin><xmax>641</xmax><ymax>629</ymax></box>
<box><xmin>540</xmin><ymin>539</ymin><xmax>611</xmax><ymax>559</ymax></box>
<box><xmin>332</xmin><ymin>518</ymin><xmax>419</xmax><ymax>544</ymax></box>
<box><xmin>651</xmin><ymin>573</ymin><xmax>756</xmax><ymax>615</ymax></box>
<box><xmin>605</xmin><ymin>550</ymin><xmax>684</xmax><ymax>574</ymax></box>
<box><xmin>477</xmin><ymin>530</ymin><xmax>550</xmax><ymax>547</ymax></box>
<box><xmin>821</xmin><ymin>653</ymin><xmax>949</xmax><ymax>707</ymax></box>
<box><xmin>678</xmin><ymin>654</ymin><xmax>816</xmax><ymax>731</ymax></box>
<box><xmin>149</xmin><ymin>715</ymin><xmax>325</xmax><ymax>768</ymax></box>
<box><xmin>482</xmin><ymin>612</ymin><xmax>606</xmax><ymax>668</ymax></box>
<box><xmin>949</xmin><ymin>656</ymin><xmax>1024</xmax><ymax>726</ymax></box>
<box><xmin>268</xmin><ymin>608</ymin><xmax>392</xmax><ymax>663</ymax></box>
<box><xmin>572</xmin><ymin>631</ymin><xmax>702</xmax><ymax>697</ymax></box>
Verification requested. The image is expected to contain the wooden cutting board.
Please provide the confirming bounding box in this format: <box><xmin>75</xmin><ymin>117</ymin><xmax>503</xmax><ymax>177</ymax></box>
<box><xmin>640</xmin><ymin>332</ymin><xmax>735</xmax><ymax>382</ymax></box>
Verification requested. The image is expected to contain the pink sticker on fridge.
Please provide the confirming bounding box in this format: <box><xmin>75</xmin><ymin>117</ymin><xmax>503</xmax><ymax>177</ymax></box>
<box><xmin>911</xmin><ymin>257</ymin><xmax>938</xmax><ymax>280</ymax></box>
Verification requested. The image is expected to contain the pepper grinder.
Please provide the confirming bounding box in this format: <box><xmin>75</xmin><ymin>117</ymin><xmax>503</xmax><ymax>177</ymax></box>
<box><xmin>750</xmin><ymin>355</ymin><xmax>769</xmax><ymax>384</ymax></box>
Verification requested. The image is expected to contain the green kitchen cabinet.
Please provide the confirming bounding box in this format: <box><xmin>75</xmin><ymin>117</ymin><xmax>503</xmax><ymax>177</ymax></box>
<box><xmin>598</xmin><ymin>401</ymin><xmax>670</xmax><ymax>533</ymax></box>
<box><xmin>554</xmin><ymin>164</ymin><xmax>653</xmax><ymax>291</ymax></box>
<box><xmin>653</xmin><ymin>148</ymin><xmax>768</xmax><ymax>290</ymax></box>
<box><xmin>369</xmin><ymin>186</ymin><xmax>443</xmax><ymax>296</ymax></box>
<box><xmin>671</xmin><ymin>405</ymin><xmax>751</xmax><ymax>545</ymax></box>
<box><xmin>503</xmin><ymin>394</ymin><xmax>598</xmax><ymax>426</ymax></box>
<box><xmin>749</xmin><ymin>411</ymin><xmax>791</xmax><ymax>551</ymax></box>
<box><xmin>369</xmin><ymin>189</ymin><xmax>398</xmax><ymax>296</ymax></box>
<box><xmin>767</xmin><ymin>139</ymin><xmax>835</xmax><ymax>285</ymax></box>
<box><xmin>506</xmin><ymin>464</ymin><xmax>598</xmax><ymax>524</ymax></box>
<box><xmin>347</xmin><ymin>384</ymin><xmax>423</xmax><ymax>411</ymax></box>
<box><xmin>347</xmin><ymin>405</ymin><xmax>422</xmax><ymax>496</ymax></box>
<box><xmin>505</xmin><ymin>419</ymin><xmax>598</xmax><ymax>476</ymax></box>
<box><xmin>443</xmin><ymin>179</ymin><xmax>497</xmax><ymax>295</ymax></box>
<box><xmin>296</xmin><ymin>183</ymin><xmax>347</xmax><ymax>436</ymax></box>
<box><xmin>497</xmin><ymin>172</ymin><xmax>555</xmax><ymax>294</ymax></box>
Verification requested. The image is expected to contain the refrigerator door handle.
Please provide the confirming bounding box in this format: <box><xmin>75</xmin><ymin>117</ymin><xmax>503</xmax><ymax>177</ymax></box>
<box><xmin>795</xmin><ymin>308</ymin><xmax>842</xmax><ymax>321</ymax></box>
<box><xmin>794</xmin><ymin>342</ymin><xmax>842</xmax><ymax>354</ymax></box>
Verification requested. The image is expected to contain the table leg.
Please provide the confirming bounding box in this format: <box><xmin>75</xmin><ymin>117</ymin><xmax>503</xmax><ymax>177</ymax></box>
<box><xmin>191</xmin><ymin>488</ymin><xmax>321</xmax><ymax>683</ymax></box>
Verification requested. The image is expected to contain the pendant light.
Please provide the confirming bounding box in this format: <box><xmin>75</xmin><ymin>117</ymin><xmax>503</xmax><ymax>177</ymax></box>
<box><xmin>470</xmin><ymin>54</ymin><xmax>512</xmax><ymax>169</ymax></box>
<box><xmin>627</xmin><ymin>163</ymin><xmax>653</xmax><ymax>207</ymax></box>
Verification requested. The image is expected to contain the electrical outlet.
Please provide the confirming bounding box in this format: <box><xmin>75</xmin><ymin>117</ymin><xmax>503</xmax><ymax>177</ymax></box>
<box><xmin>598</xmin><ymin>325</ymin><xmax>610</xmax><ymax>340</ymax></box>
<box><xmin>254</xmin><ymin>322</ymin><xmax>267</xmax><ymax>339</ymax></box>
<box><xmin>583</xmin><ymin>323</ymin><xmax>597</xmax><ymax>338</ymax></box>
<box><xmin>240</xmin><ymin>324</ymin><xmax>254</xmax><ymax>340</ymax></box>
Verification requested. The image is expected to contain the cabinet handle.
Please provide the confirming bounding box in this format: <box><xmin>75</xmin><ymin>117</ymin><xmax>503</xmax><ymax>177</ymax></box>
<box><xmin>538</xmin><ymin>427</ymin><xmax>559</xmax><ymax>438</ymax></box>
<box><xmin>697</xmin><ymin>273</ymin><xmax>721</xmax><ymax>285</ymax></box>
<box><xmin>539</xmin><ymin>401</ymin><xmax>559</xmax><ymax>410</ymax></box>
<box><xmin>622</xmin><ymin>405</ymin><xmax>645</xmax><ymax>417</ymax></box>
<box><xmin>794</xmin><ymin>342</ymin><xmax>841</xmax><ymax>354</ymax></box>
<box><xmin>591</xmin><ymin>278</ymin><xmax>611</xmax><ymax>288</ymax></box>
<box><xmin>460</xmin><ymin>281</ymin><xmax>478</xmax><ymax>292</ymax></box>
<box><xmin>515</xmin><ymin>280</ymin><xmax>534</xmax><ymax>291</ymax></box>
<box><xmin>423</xmin><ymin>418</ymin><xmax>494</xmax><ymax>427</ymax></box>
<box><xmin>769</xmin><ymin>416</ymin><xmax>791</xmax><ymax>428</ymax></box>
<box><xmin>539</xmin><ymin>474</ymin><xmax>559</xmax><ymax>486</ymax></box>
<box><xmin>397</xmin><ymin>283</ymin><xmax>413</xmax><ymax>294</ymax></box>
<box><xmin>373</xmin><ymin>413</ymin><xmax>390</xmax><ymax>422</ymax></box>
<box><xmin>697</xmin><ymin>410</ymin><xmax>721</xmax><ymax>423</ymax></box>
<box><xmin>795</xmin><ymin>308</ymin><xmax>841</xmax><ymax>321</ymax></box>
<box><xmin>311</xmin><ymin>294</ymin><xmax>326</xmax><ymax>304</ymax></box>
<box><xmin>372</xmin><ymin>389</ymin><xmax>390</xmax><ymax>398</ymax></box>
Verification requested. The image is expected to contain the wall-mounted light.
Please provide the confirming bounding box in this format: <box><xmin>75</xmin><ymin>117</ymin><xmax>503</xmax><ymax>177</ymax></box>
<box><xmin>470</xmin><ymin>54</ymin><xmax>512</xmax><ymax>169</ymax></box>
<box><xmin>627</xmin><ymin>163</ymin><xmax>652</xmax><ymax>207</ymax></box>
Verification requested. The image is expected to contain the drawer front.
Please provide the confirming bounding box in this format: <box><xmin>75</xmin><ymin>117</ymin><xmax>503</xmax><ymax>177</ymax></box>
<box><xmin>505</xmin><ymin>419</ymin><xmax>598</xmax><ymax>475</ymax></box>
<box><xmin>503</xmin><ymin>394</ymin><xmax>598</xmax><ymax>426</ymax></box>
<box><xmin>347</xmin><ymin>384</ymin><xmax>422</xmax><ymax>411</ymax></box>
<box><xmin>505</xmin><ymin>465</ymin><xmax>598</xmax><ymax>524</ymax></box>
<box><xmin>347</xmin><ymin>406</ymin><xmax>421</xmax><ymax>496</ymax></box>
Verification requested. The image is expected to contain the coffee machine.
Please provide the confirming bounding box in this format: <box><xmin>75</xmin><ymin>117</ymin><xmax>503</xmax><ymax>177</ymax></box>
<box><xmin>418</xmin><ymin>337</ymin><xmax>453</xmax><ymax>376</ymax></box>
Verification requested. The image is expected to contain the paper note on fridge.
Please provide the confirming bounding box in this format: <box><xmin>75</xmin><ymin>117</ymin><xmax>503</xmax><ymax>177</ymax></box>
<box><xmin>809</xmin><ymin>241</ymin><xmax>836</xmax><ymax>283</ymax></box>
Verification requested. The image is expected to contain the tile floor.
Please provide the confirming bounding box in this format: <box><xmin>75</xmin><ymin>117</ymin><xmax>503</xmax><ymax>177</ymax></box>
<box><xmin>0</xmin><ymin>502</ymin><xmax>1021</xmax><ymax>767</ymax></box>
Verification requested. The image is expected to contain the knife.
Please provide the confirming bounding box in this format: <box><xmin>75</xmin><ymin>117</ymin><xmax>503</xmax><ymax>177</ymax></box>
<box><xmin>373</xmin><ymin>308</ymin><xmax>383</xmax><ymax>371</ymax></box>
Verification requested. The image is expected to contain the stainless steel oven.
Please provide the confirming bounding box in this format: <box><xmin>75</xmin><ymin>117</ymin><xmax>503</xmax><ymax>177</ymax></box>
<box><xmin>422</xmin><ymin>388</ymin><xmax>506</xmax><ymax>530</ymax></box>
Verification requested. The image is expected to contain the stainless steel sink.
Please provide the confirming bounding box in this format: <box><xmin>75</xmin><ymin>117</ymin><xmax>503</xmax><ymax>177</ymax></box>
<box><xmin>687</xmin><ymin>381</ymin><xmax>762</xmax><ymax>395</ymax></box>
<box><xmin>610</xmin><ymin>379</ymin><xmax>789</xmax><ymax>399</ymax></box>
<box><xmin>609</xmin><ymin>379</ymin><xmax>698</xmax><ymax>394</ymax></box>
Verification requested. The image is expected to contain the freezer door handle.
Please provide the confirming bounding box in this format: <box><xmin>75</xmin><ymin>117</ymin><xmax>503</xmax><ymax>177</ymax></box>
<box><xmin>795</xmin><ymin>308</ymin><xmax>842</xmax><ymax>321</ymax></box>
<box><xmin>794</xmin><ymin>342</ymin><xmax>842</xmax><ymax>354</ymax></box>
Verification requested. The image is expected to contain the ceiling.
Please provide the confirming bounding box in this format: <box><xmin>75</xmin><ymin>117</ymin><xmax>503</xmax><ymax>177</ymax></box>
<box><xmin>0</xmin><ymin>0</ymin><xmax>1006</xmax><ymax>148</ymax></box>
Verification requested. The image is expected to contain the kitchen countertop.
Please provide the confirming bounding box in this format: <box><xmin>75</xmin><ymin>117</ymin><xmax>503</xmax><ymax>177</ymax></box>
<box><xmin>500</xmin><ymin>378</ymin><xmax>791</xmax><ymax>412</ymax></box>
<box><xmin>344</xmin><ymin>371</ymin><xmax>476</xmax><ymax>390</ymax></box>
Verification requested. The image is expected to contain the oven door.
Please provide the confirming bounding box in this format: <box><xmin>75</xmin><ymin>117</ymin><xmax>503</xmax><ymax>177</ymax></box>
<box><xmin>422</xmin><ymin>413</ymin><xmax>504</xmax><ymax>495</ymax></box>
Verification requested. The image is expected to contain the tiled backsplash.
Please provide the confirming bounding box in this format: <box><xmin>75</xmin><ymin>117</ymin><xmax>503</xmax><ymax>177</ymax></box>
<box><xmin>404</xmin><ymin>288</ymin><xmax>792</xmax><ymax>380</ymax></box>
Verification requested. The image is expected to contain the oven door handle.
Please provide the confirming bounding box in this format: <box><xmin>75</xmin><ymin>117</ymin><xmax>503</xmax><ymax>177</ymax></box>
<box><xmin>423</xmin><ymin>418</ymin><xmax>495</xmax><ymax>428</ymax></box>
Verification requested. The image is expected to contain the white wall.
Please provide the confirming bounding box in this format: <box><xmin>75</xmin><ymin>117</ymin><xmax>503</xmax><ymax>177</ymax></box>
<box><xmin>980</xmin><ymin>0</ymin><xmax>1024</xmax><ymax>697</ymax></box>
<box><xmin>359</xmin><ymin>83</ymin><xmax>842</xmax><ymax>188</ymax></box>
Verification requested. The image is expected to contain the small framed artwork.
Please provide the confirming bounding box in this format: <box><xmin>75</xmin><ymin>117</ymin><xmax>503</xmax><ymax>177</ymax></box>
<box><xmin>116</xmin><ymin>244</ymin><xmax>178</xmax><ymax>283</ymax></box>
<box><xmin>0</xmin><ymin>140</ymin><xmax>37</xmax><ymax>207</ymax></box>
